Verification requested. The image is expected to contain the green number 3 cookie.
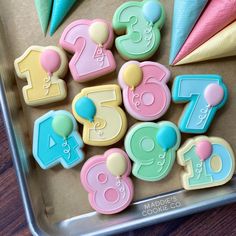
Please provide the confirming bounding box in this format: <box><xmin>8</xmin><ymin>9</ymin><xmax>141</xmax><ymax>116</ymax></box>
<box><xmin>125</xmin><ymin>121</ymin><xmax>181</xmax><ymax>181</ymax></box>
<box><xmin>112</xmin><ymin>0</ymin><xmax>165</xmax><ymax>60</ymax></box>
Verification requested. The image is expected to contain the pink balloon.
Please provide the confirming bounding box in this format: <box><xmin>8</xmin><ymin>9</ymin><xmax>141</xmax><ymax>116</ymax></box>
<box><xmin>40</xmin><ymin>49</ymin><xmax>61</xmax><ymax>76</ymax></box>
<box><xmin>204</xmin><ymin>84</ymin><xmax>224</xmax><ymax>107</ymax></box>
<box><xmin>195</xmin><ymin>140</ymin><xmax>212</xmax><ymax>161</ymax></box>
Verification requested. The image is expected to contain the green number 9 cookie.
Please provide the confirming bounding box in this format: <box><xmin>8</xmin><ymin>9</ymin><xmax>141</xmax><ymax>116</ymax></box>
<box><xmin>112</xmin><ymin>0</ymin><xmax>165</xmax><ymax>60</ymax></box>
<box><xmin>125</xmin><ymin>121</ymin><xmax>181</xmax><ymax>181</ymax></box>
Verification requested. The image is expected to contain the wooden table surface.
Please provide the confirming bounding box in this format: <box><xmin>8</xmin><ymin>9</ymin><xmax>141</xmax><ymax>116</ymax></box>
<box><xmin>1</xmin><ymin>112</ymin><xmax>236</xmax><ymax>236</ymax></box>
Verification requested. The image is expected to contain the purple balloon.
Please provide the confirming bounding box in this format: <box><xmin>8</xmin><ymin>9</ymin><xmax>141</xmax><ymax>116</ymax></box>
<box><xmin>40</xmin><ymin>49</ymin><xmax>61</xmax><ymax>76</ymax></box>
<box><xmin>204</xmin><ymin>83</ymin><xmax>224</xmax><ymax>107</ymax></box>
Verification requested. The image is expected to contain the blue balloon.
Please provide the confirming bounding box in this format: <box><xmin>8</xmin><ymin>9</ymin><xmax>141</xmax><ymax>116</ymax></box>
<box><xmin>75</xmin><ymin>96</ymin><xmax>96</xmax><ymax>122</ymax></box>
<box><xmin>142</xmin><ymin>0</ymin><xmax>162</xmax><ymax>24</ymax></box>
<box><xmin>156</xmin><ymin>126</ymin><xmax>177</xmax><ymax>151</ymax></box>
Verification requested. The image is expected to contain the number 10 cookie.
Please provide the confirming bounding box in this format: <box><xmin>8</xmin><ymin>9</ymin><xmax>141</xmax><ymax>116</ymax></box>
<box><xmin>177</xmin><ymin>136</ymin><xmax>235</xmax><ymax>190</ymax></box>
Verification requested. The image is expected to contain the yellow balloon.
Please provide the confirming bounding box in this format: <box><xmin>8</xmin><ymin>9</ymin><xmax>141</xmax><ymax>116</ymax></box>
<box><xmin>89</xmin><ymin>21</ymin><xmax>109</xmax><ymax>46</ymax></box>
<box><xmin>106</xmin><ymin>153</ymin><xmax>127</xmax><ymax>177</ymax></box>
<box><xmin>123</xmin><ymin>63</ymin><xmax>143</xmax><ymax>90</ymax></box>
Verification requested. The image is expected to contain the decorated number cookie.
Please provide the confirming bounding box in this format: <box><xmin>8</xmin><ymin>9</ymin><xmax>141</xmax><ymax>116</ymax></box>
<box><xmin>81</xmin><ymin>148</ymin><xmax>134</xmax><ymax>214</ymax></box>
<box><xmin>60</xmin><ymin>19</ymin><xmax>116</xmax><ymax>82</ymax></box>
<box><xmin>118</xmin><ymin>61</ymin><xmax>171</xmax><ymax>121</ymax></box>
<box><xmin>177</xmin><ymin>136</ymin><xmax>235</xmax><ymax>190</ymax></box>
<box><xmin>172</xmin><ymin>75</ymin><xmax>228</xmax><ymax>133</ymax></box>
<box><xmin>125</xmin><ymin>121</ymin><xmax>181</xmax><ymax>181</ymax></box>
<box><xmin>72</xmin><ymin>85</ymin><xmax>127</xmax><ymax>146</ymax></box>
<box><xmin>14</xmin><ymin>46</ymin><xmax>67</xmax><ymax>106</ymax></box>
<box><xmin>113</xmin><ymin>0</ymin><xmax>165</xmax><ymax>60</ymax></box>
<box><xmin>33</xmin><ymin>110</ymin><xmax>84</xmax><ymax>169</ymax></box>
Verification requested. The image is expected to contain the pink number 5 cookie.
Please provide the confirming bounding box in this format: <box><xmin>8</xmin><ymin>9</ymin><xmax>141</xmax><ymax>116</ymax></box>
<box><xmin>80</xmin><ymin>148</ymin><xmax>134</xmax><ymax>214</ymax></box>
<box><xmin>118</xmin><ymin>61</ymin><xmax>171</xmax><ymax>121</ymax></box>
<box><xmin>60</xmin><ymin>19</ymin><xmax>116</xmax><ymax>82</ymax></box>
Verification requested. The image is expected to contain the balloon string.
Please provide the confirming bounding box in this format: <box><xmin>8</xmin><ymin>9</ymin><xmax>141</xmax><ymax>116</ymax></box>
<box><xmin>195</xmin><ymin>161</ymin><xmax>203</xmax><ymax>180</ymax></box>
<box><xmin>62</xmin><ymin>138</ymin><xmax>71</xmax><ymax>160</ymax></box>
<box><xmin>196</xmin><ymin>105</ymin><xmax>211</xmax><ymax>126</ymax></box>
<box><xmin>92</xmin><ymin>121</ymin><xmax>105</xmax><ymax>138</ymax></box>
<box><xmin>44</xmin><ymin>75</ymin><xmax>52</xmax><ymax>95</ymax></box>
<box><xmin>116</xmin><ymin>176</ymin><xmax>126</xmax><ymax>199</ymax></box>
<box><xmin>144</xmin><ymin>22</ymin><xmax>153</xmax><ymax>47</ymax></box>
<box><xmin>132</xmin><ymin>93</ymin><xmax>141</xmax><ymax>110</ymax></box>
<box><xmin>94</xmin><ymin>45</ymin><xmax>105</xmax><ymax>67</ymax></box>
<box><xmin>157</xmin><ymin>151</ymin><xmax>167</xmax><ymax>172</ymax></box>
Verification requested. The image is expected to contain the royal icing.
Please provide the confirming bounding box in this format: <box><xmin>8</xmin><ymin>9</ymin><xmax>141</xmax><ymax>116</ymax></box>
<box><xmin>34</xmin><ymin>0</ymin><xmax>53</xmax><ymax>35</ymax></box>
<box><xmin>60</xmin><ymin>19</ymin><xmax>116</xmax><ymax>82</ymax></box>
<box><xmin>72</xmin><ymin>84</ymin><xmax>127</xmax><ymax>146</ymax></box>
<box><xmin>33</xmin><ymin>110</ymin><xmax>84</xmax><ymax>169</ymax></box>
<box><xmin>80</xmin><ymin>148</ymin><xmax>134</xmax><ymax>214</ymax></box>
<box><xmin>172</xmin><ymin>75</ymin><xmax>228</xmax><ymax>133</ymax></box>
<box><xmin>118</xmin><ymin>61</ymin><xmax>171</xmax><ymax>121</ymax></box>
<box><xmin>14</xmin><ymin>46</ymin><xmax>68</xmax><ymax>106</ymax></box>
<box><xmin>113</xmin><ymin>0</ymin><xmax>165</xmax><ymax>60</ymax></box>
<box><xmin>50</xmin><ymin>0</ymin><xmax>77</xmax><ymax>36</ymax></box>
<box><xmin>125</xmin><ymin>121</ymin><xmax>181</xmax><ymax>181</ymax></box>
<box><xmin>177</xmin><ymin>136</ymin><xmax>235</xmax><ymax>190</ymax></box>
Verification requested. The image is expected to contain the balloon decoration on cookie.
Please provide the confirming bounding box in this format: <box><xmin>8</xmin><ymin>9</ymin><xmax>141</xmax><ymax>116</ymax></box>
<box><xmin>60</xmin><ymin>19</ymin><xmax>116</xmax><ymax>82</ymax></box>
<box><xmin>40</xmin><ymin>49</ymin><xmax>62</xmax><ymax>95</ymax></box>
<box><xmin>142</xmin><ymin>0</ymin><xmax>162</xmax><ymax>25</ymax></box>
<box><xmin>125</xmin><ymin>121</ymin><xmax>181</xmax><ymax>181</ymax></box>
<box><xmin>172</xmin><ymin>75</ymin><xmax>228</xmax><ymax>134</ymax></box>
<box><xmin>72</xmin><ymin>85</ymin><xmax>127</xmax><ymax>146</ymax></box>
<box><xmin>14</xmin><ymin>46</ymin><xmax>68</xmax><ymax>106</ymax></box>
<box><xmin>113</xmin><ymin>0</ymin><xmax>165</xmax><ymax>60</ymax></box>
<box><xmin>80</xmin><ymin>148</ymin><xmax>134</xmax><ymax>214</ymax></box>
<box><xmin>118</xmin><ymin>61</ymin><xmax>171</xmax><ymax>121</ymax></box>
<box><xmin>177</xmin><ymin>136</ymin><xmax>235</xmax><ymax>190</ymax></box>
<box><xmin>33</xmin><ymin>110</ymin><xmax>84</xmax><ymax>169</ymax></box>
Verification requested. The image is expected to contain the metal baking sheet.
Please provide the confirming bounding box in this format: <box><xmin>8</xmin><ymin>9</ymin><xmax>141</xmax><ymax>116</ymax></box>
<box><xmin>0</xmin><ymin>0</ymin><xmax>236</xmax><ymax>235</ymax></box>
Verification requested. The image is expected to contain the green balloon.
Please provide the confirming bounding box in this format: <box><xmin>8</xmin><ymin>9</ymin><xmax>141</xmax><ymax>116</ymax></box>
<box><xmin>52</xmin><ymin>114</ymin><xmax>73</xmax><ymax>138</ymax></box>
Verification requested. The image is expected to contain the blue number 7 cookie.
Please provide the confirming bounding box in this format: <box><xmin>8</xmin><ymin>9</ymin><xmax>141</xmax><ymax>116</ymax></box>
<box><xmin>33</xmin><ymin>110</ymin><xmax>84</xmax><ymax>169</ymax></box>
<box><xmin>172</xmin><ymin>75</ymin><xmax>228</xmax><ymax>134</ymax></box>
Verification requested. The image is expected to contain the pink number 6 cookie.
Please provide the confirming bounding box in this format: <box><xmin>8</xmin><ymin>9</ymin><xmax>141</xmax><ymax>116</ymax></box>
<box><xmin>80</xmin><ymin>148</ymin><xmax>134</xmax><ymax>214</ymax></box>
<box><xmin>60</xmin><ymin>19</ymin><xmax>116</xmax><ymax>82</ymax></box>
<box><xmin>118</xmin><ymin>61</ymin><xmax>171</xmax><ymax>121</ymax></box>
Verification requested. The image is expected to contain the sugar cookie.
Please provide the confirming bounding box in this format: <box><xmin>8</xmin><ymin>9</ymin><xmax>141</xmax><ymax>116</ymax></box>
<box><xmin>14</xmin><ymin>46</ymin><xmax>67</xmax><ymax>106</ymax></box>
<box><xmin>60</xmin><ymin>19</ymin><xmax>116</xmax><ymax>82</ymax></box>
<box><xmin>113</xmin><ymin>0</ymin><xmax>165</xmax><ymax>60</ymax></box>
<box><xmin>118</xmin><ymin>61</ymin><xmax>171</xmax><ymax>121</ymax></box>
<box><xmin>125</xmin><ymin>121</ymin><xmax>181</xmax><ymax>181</ymax></box>
<box><xmin>81</xmin><ymin>148</ymin><xmax>134</xmax><ymax>214</ymax></box>
<box><xmin>33</xmin><ymin>110</ymin><xmax>84</xmax><ymax>169</ymax></box>
<box><xmin>172</xmin><ymin>75</ymin><xmax>228</xmax><ymax>133</ymax></box>
<box><xmin>72</xmin><ymin>85</ymin><xmax>127</xmax><ymax>146</ymax></box>
<box><xmin>177</xmin><ymin>136</ymin><xmax>235</xmax><ymax>190</ymax></box>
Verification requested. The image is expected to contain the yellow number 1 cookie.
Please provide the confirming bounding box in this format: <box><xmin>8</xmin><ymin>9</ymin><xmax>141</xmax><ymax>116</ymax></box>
<box><xmin>14</xmin><ymin>46</ymin><xmax>68</xmax><ymax>106</ymax></box>
<box><xmin>72</xmin><ymin>84</ymin><xmax>127</xmax><ymax>146</ymax></box>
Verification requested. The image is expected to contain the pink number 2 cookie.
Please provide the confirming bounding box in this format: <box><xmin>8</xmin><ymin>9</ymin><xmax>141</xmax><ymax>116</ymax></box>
<box><xmin>118</xmin><ymin>61</ymin><xmax>171</xmax><ymax>121</ymax></box>
<box><xmin>60</xmin><ymin>19</ymin><xmax>116</xmax><ymax>82</ymax></box>
<box><xmin>81</xmin><ymin>148</ymin><xmax>134</xmax><ymax>214</ymax></box>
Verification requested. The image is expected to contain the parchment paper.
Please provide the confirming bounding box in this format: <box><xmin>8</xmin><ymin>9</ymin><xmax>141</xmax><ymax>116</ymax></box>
<box><xmin>0</xmin><ymin>0</ymin><xmax>235</xmax><ymax>223</ymax></box>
